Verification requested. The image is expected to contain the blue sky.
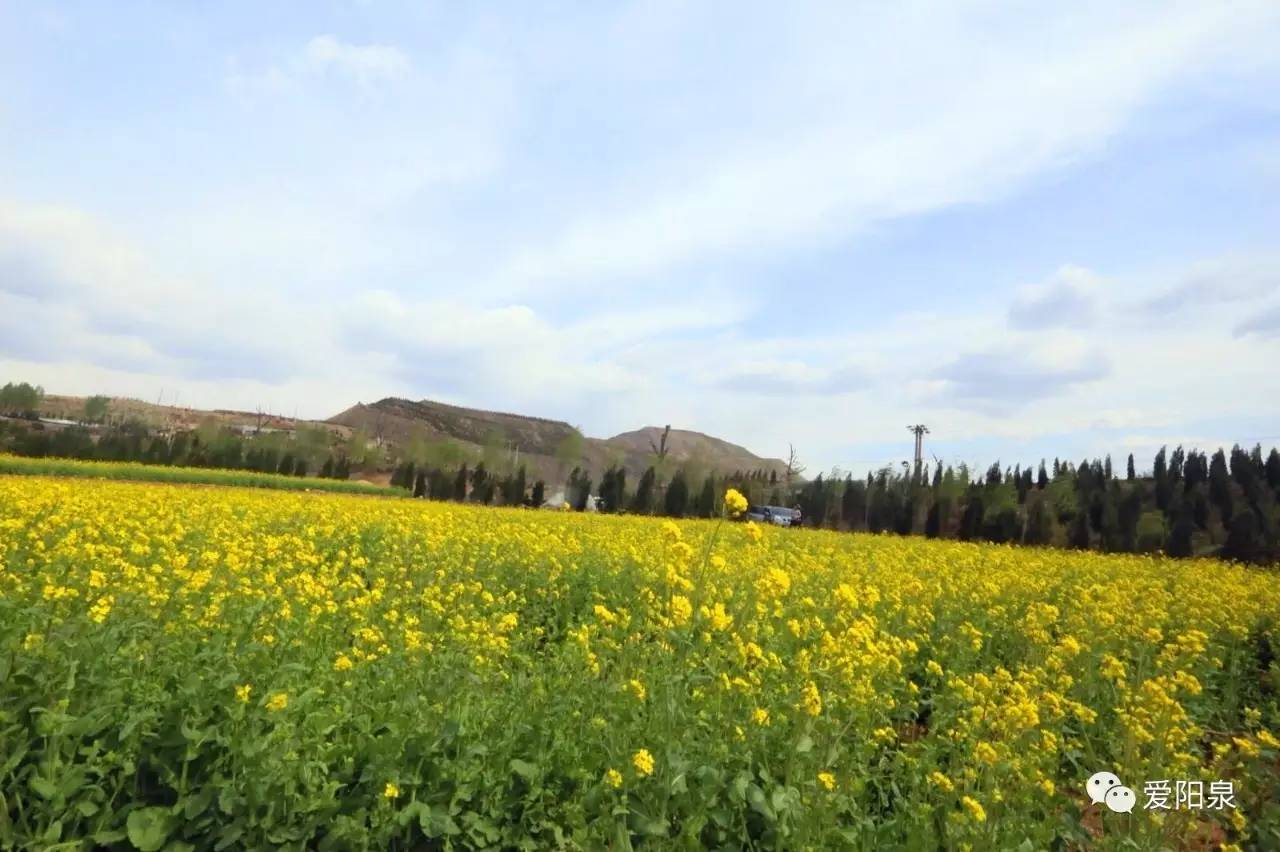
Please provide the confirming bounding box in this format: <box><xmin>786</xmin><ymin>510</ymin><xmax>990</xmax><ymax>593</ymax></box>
<box><xmin>2</xmin><ymin>1</ymin><xmax>1279</xmax><ymax>474</ymax></box>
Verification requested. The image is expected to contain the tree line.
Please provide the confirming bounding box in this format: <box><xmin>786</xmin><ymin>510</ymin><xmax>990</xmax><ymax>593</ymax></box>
<box><xmin>3</xmin><ymin>382</ymin><xmax>1277</xmax><ymax>564</ymax></box>
<box><xmin>783</xmin><ymin>446</ymin><xmax>1280</xmax><ymax>565</ymax></box>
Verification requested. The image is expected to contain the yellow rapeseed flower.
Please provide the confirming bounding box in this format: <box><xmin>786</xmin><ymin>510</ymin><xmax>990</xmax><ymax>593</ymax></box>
<box><xmin>604</xmin><ymin>768</ymin><xmax>623</xmax><ymax>788</ymax></box>
<box><xmin>800</xmin><ymin>681</ymin><xmax>822</xmax><ymax>717</ymax></box>
<box><xmin>632</xmin><ymin>749</ymin><xmax>655</xmax><ymax>777</ymax></box>
<box><xmin>961</xmin><ymin>796</ymin><xmax>987</xmax><ymax>823</ymax></box>
<box><xmin>723</xmin><ymin>488</ymin><xmax>748</xmax><ymax>517</ymax></box>
<box><xmin>265</xmin><ymin>692</ymin><xmax>288</xmax><ymax>712</ymax></box>
<box><xmin>818</xmin><ymin>772</ymin><xmax>836</xmax><ymax>791</ymax></box>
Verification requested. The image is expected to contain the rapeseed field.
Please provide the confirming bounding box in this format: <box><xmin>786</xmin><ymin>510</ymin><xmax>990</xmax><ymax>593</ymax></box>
<box><xmin>1</xmin><ymin>475</ymin><xmax>1277</xmax><ymax>850</ymax></box>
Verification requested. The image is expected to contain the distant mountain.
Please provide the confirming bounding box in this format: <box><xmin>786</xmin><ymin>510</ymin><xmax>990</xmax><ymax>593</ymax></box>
<box><xmin>328</xmin><ymin>397</ymin><xmax>787</xmax><ymax>482</ymax></box>
<box><xmin>605</xmin><ymin>426</ymin><xmax>787</xmax><ymax>475</ymax></box>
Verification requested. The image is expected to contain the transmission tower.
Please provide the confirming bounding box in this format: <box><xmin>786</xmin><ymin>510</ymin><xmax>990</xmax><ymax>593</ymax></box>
<box><xmin>907</xmin><ymin>424</ymin><xmax>930</xmax><ymax>471</ymax></box>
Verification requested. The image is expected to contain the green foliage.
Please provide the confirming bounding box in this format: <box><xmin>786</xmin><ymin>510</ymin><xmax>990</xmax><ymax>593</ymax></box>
<box><xmin>1135</xmin><ymin>511</ymin><xmax>1166</xmax><ymax>553</ymax></box>
<box><xmin>83</xmin><ymin>395</ymin><xmax>111</xmax><ymax>423</ymax></box>
<box><xmin>0</xmin><ymin>381</ymin><xmax>44</xmax><ymax>416</ymax></box>
<box><xmin>663</xmin><ymin>470</ymin><xmax>690</xmax><ymax>517</ymax></box>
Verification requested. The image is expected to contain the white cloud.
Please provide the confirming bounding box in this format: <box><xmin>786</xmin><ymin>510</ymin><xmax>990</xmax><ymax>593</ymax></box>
<box><xmin>304</xmin><ymin>35</ymin><xmax>410</xmax><ymax>83</ymax></box>
<box><xmin>1009</xmin><ymin>266</ymin><xmax>1103</xmax><ymax>329</ymax></box>
<box><xmin>492</xmin><ymin>2</ymin><xmax>1280</xmax><ymax>296</ymax></box>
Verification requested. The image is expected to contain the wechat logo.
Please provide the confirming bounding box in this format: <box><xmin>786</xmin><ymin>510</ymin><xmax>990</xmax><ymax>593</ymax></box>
<box><xmin>1087</xmin><ymin>771</ymin><xmax>1136</xmax><ymax>814</ymax></box>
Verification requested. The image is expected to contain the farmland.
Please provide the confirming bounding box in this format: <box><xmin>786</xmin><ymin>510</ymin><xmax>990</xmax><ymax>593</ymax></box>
<box><xmin>0</xmin><ymin>455</ymin><xmax>393</xmax><ymax>496</ymax></box>
<box><xmin>1</xmin><ymin>475</ymin><xmax>1278</xmax><ymax>850</ymax></box>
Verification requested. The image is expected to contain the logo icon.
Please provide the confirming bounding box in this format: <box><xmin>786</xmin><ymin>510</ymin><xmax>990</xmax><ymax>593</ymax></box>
<box><xmin>1087</xmin><ymin>771</ymin><xmax>1138</xmax><ymax>814</ymax></box>
<box><xmin>1105</xmin><ymin>785</ymin><xmax>1136</xmax><ymax>813</ymax></box>
<box><xmin>1087</xmin><ymin>771</ymin><xmax>1122</xmax><ymax>806</ymax></box>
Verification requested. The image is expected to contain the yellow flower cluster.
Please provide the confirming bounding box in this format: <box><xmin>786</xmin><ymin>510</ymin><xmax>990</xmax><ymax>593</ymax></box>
<box><xmin>1</xmin><ymin>474</ymin><xmax>1277</xmax><ymax>848</ymax></box>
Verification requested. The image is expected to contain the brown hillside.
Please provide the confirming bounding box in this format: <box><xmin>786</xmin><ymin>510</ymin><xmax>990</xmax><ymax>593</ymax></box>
<box><xmin>606</xmin><ymin>427</ymin><xmax>788</xmax><ymax>475</ymax></box>
<box><xmin>328</xmin><ymin>398</ymin><xmax>786</xmax><ymax>482</ymax></box>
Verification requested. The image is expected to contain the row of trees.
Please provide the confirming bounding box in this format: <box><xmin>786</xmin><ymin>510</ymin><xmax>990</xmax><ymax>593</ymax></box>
<box><xmin>0</xmin><ymin>382</ymin><xmax>45</xmax><ymax>418</ymax></box>
<box><xmin>780</xmin><ymin>445</ymin><xmax>1280</xmax><ymax>564</ymax></box>
<box><xmin>0</xmin><ymin>418</ymin><xmax>366</xmax><ymax>481</ymax></box>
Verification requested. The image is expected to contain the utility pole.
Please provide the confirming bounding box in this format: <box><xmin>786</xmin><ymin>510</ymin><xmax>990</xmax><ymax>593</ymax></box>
<box><xmin>907</xmin><ymin>425</ymin><xmax>929</xmax><ymax>478</ymax></box>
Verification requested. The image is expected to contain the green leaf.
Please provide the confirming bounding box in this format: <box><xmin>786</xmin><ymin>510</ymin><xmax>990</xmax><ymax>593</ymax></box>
<box><xmin>795</xmin><ymin>734</ymin><xmax>814</xmax><ymax>754</ymax></box>
<box><xmin>29</xmin><ymin>776</ymin><xmax>57</xmax><ymax>801</ymax></box>
<box><xmin>746</xmin><ymin>784</ymin><xmax>774</xmax><ymax>822</ymax></box>
<box><xmin>212</xmin><ymin>824</ymin><xmax>244</xmax><ymax>851</ymax></box>
<box><xmin>730</xmin><ymin>772</ymin><xmax>751</xmax><ymax>803</ymax></box>
<box><xmin>76</xmin><ymin>800</ymin><xmax>100</xmax><ymax>818</ymax></box>
<box><xmin>127</xmin><ymin>806</ymin><xmax>175</xmax><ymax>852</ymax></box>
<box><xmin>183</xmin><ymin>788</ymin><xmax>215</xmax><ymax>819</ymax></box>
<box><xmin>509</xmin><ymin>758</ymin><xmax>540</xmax><ymax>781</ymax></box>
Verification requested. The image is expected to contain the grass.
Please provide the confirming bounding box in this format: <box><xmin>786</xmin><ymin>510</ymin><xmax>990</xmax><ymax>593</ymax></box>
<box><xmin>0</xmin><ymin>453</ymin><xmax>397</xmax><ymax>496</ymax></box>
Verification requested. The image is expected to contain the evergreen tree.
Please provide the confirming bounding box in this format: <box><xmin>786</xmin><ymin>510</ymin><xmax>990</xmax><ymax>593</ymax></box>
<box><xmin>1115</xmin><ymin>488</ymin><xmax>1140</xmax><ymax>551</ymax></box>
<box><xmin>454</xmin><ymin>463</ymin><xmax>469</xmax><ymax>501</ymax></box>
<box><xmin>958</xmin><ymin>495</ymin><xmax>984</xmax><ymax>541</ymax></box>
<box><xmin>1126</xmin><ymin>453</ymin><xmax>1136</xmax><ymax>481</ymax></box>
<box><xmin>1222</xmin><ymin>509</ymin><xmax>1262</xmax><ymax>563</ymax></box>
<box><xmin>1166</xmin><ymin>512</ymin><xmax>1195</xmax><ymax>558</ymax></box>
<box><xmin>1068</xmin><ymin>511</ymin><xmax>1091</xmax><ymax>550</ymax></box>
<box><xmin>514</xmin><ymin>465</ymin><xmax>527</xmax><ymax>506</ymax></box>
<box><xmin>664</xmin><ymin>470</ymin><xmax>690</xmax><ymax>517</ymax></box>
<box><xmin>1024</xmin><ymin>496</ymin><xmax>1055</xmax><ymax>546</ymax></box>
<box><xmin>572</xmin><ymin>473</ymin><xmax>593</xmax><ymax>511</ymax></box>
<box><xmin>924</xmin><ymin>501</ymin><xmax>941</xmax><ymax>538</ymax></box>
<box><xmin>1208</xmin><ymin>449</ymin><xmax>1233</xmax><ymax>520</ymax></box>
<box><xmin>292</xmin><ymin>457</ymin><xmax>307</xmax><ymax>477</ymax></box>
<box><xmin>413</xmin><ymin>470</ymin><xmax>427</xmax><ymax>498</ymax></box>
<box><xmin>1266</xmin><ymin>448</ymin><xmax>1280</xmax><ymax>494</ymax></box>
<box><xmin>531</xmin><ymin>480</ymin><xmax>545</xmax><ymax>507</ymax></box>
<box><xmin>1169</xmin><ymin>446</ymin><xmax>1185</xmax><ymax>483</ymax></box>
<box><xmin>697</xmin><ymin>475</ymin><xmax>716</xmax><ymax>518</ymax></box>
<box><xmin>1037</xmin><ymin>460</ymin><xmax>1049</xmax><ymax>489</ymax></box>
<box><xmin>277</xmin><ymin>452</ymin><xmax>295</xmax><ymax>476</ymax></box>
<box><xmin>631</xmin><ymin>467</ymin><xmax>656</xmax><ymax>514</ymax></box>
<box><xmin>841</xmin><ymin>475</ymin><xmax>866</xmax><ymax>530</ymax></box>
<box><xmin>320</xmin><ymin>457</ymin><xmax>334</xmax><ymax>478</ymax></box>
<box><xmin>1103</xmin><ymin>454</ymin><xmax>1113</xmax><ymax>481</ymax></box>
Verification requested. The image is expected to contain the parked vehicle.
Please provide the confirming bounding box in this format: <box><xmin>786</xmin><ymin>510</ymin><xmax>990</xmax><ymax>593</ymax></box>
<box><xmin>744</xmin><ymin>504</ymin><xmax>795</xmax><ymax>526</ymax></box>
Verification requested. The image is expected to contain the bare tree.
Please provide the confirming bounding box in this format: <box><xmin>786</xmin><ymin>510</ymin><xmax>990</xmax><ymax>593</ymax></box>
<box><xmin>785</xmin><ymin>443</ymin><xmax>806</xmax><ymax>486</ymax></box>
<box><xmin>649</xmin><ymin>424</ymin><xmax>671</xmax><ymax>463</ymax></box>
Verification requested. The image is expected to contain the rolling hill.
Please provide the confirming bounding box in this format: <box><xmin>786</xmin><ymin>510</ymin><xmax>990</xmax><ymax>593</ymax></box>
<box><xmin>328</xmin><ymin>397</ymin><xmax>788</xmax><ymax>482</ymax></box>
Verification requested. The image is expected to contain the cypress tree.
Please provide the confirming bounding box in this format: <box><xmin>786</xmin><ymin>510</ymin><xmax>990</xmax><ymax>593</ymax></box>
<box><xmin>1126</xmin><ymin>453</ymin><xmax>1136</xmax><ymax>481</ymax></box>
<box><xmin>454</xmin><ymin>464</ymin><xmax>469</xmax><ymax>501</ymax></box>
<box><xmin>1222</xmin><ymin>509</ymin><xmax>1262</xmax><ymax>563</ymax></box>
<box><xmin>924</xmin><ymin>501</ymin><xmax>941</xmax><ymax>538</ymax></box>
<box><xmin>413</xmin><ymin>470</ymin><xmax>427</xmax><ymax>498</ymax></box>
<box><xmin>1209</xmin><ymin>449</ymin><xmax>1232</xmax><ymax>520</ymax></box>
<box><xmin>1037</xmin><ymin>460</ymin><xmax>1048</xmax><ymax>489</ymax></box>
<box><xmin>1068</xmin><ymin>511</ymin><xmax>1091</xmax><ymax>550</ymax></box>
<box><xmin>531</xmin><ymin>480</ymin><xmax>545</xmax><ymax>507</ymax></box>
<box><xmin>664</xmin><ymin>470</ymin><xmax>690</xmax><ymax>517</ymax></box>
<box><xmin>697</xmin><ymin>475</ymin><xmax>716</xmax><ymax>518</ymax></box>
<box><xmin>1265</xmin><ymin>448</ymin><xmax>1280</xmax><ymax>493</ymax></box>
<box><xmin>1166</xmin><ymin>511</ymin><xmax>1195</xmax><ymax>558</ymax></box>
<box><xmin>631</xmin><ymin>467</ymin><xmax>656</xmax><ymax>514</ymax></box>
